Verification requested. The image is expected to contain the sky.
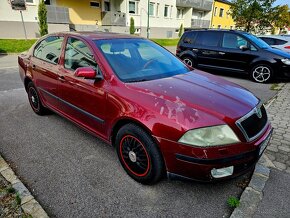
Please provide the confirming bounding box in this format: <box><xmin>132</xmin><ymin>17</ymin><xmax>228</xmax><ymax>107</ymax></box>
<box><xmin>273</xmin><ymin>0</ymin><xmax>290</xmax><ymax>7</ymax></box>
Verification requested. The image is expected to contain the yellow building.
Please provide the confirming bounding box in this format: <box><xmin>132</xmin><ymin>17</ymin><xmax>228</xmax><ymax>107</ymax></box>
<box><xmin>55</xmin><ymin>0</ymin><xmax>102</xmax><ymax>26</ymax></box>
<box><xmin>211</xmin><ymin>0</ymin><xmax>235</xmax><ymax>30</ymax></box>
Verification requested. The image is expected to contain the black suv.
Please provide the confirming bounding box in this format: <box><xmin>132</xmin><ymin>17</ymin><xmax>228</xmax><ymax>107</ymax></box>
<box><xmin>176</xmin><ymin>29</ymin><xmax>290</xmax><ymax>83</ymax></box>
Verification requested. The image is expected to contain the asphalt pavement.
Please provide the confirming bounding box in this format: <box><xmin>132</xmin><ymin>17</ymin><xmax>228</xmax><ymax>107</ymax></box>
<box><xmin>253</xmin><ymin>169</ymin><xmax>290</xmax><ymax>218</ymax></box>
<box><xmin>0</xmin><ymin>55</ymin><xmax>278</xmax><ymax>217</ymax></box>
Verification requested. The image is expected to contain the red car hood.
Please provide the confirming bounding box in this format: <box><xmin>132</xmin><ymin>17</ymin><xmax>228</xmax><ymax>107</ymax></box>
<box><xmin>126</xmin><ymin>70</ymin><xmax>259</xmax><ymax>121</ymax></box>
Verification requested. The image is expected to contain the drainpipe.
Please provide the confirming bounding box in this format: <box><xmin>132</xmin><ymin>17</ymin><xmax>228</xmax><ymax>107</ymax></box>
<box><xmin>210</xmin><ymin>0</ymin><xmax>215</xmax><ymax>28</ymax></box>
<box><xmin>147</xmin><ymin>0</ymin><xmax>150</xmax><ymax>38</ymax></box>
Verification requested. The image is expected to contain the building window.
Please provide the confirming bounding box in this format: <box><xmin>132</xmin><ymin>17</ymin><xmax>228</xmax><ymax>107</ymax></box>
<box><xmin>129</xmin><ymin>1</ymin><xmax>138</xmax><ymax>14</ymax></box>
<box><xmin>156</xmin><ymin>3</ymin><xmax>159</xmax><ymax>16</ymax></box>
<box><xmin>104</xmin><ymin>1</ymin><xmax>110</xmax><ymax>11</ymax></box>
<box><xmin>44</xmin><ymin>0</ymin><xmax>50</xmax><ymax>5</ymax></box>
<box><xmin>218</xmin><ymin>24</ymin><xmax>221</xmax><ymax>29</ymax></box>
<box><xmin>214</xmin><ymin>7</ymin><xmax>217</xmax><ymax>16</ymax></box>
<box><xmin>149</xmin><ymin>2</ymin><xmax>155</xmax><ymax>16</ymax></box>
<box><xmin>90</xmin><ymin>1</ymin><xmax>100</xmax><ymax>8</ymax></box>
<box><xmin>219</xmin><ymin>8</ymin><xmax>224</xmax><ymax>17</ymax></box>
<box><xmin>177</xmin><ymin>8</ymin><xmax>184</xmax><ymax>19</ymax></box>
<box><xmin>164</xmin><ymin>5</ymin><xmax>169</xmax><ymax>18</ymax></box>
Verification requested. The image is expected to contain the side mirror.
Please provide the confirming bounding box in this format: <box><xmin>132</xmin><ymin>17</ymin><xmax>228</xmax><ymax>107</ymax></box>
<box><xmin>239</xmin><ymin>45</ymin><xmax>248</xmax><ymax>51</ymax></box>
<box><xmin>74</xmin><ymin>67</ymin><xmax>103</xmax><ymax>80</ymax></box>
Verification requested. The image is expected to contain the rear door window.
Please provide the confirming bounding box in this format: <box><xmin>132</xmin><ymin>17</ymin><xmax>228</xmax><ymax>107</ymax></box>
<box><xmin>33</xmin><ymin>36</ymin><xmax>64</xmax><ymax>64</ymax></box>
<box><xmin>195</xmin><ymin>31</ymin><xmax>222</xmax><ymax>47</ymax></box>
<box><xmin>64</xmin><ymin>37</ymin><xmax>98</xmax><ymax>71</ymax></box>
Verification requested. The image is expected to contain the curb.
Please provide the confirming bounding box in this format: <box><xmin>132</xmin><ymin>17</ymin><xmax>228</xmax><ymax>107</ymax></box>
<box><xmin>230</xmin><ymin>83</ymin><xmax>285</xmax><ymax>218</ymax></box>
<box><xmin>0</xmin><ymin>155</ymin><xmax>49</xmax><ymax>218</ymax></box>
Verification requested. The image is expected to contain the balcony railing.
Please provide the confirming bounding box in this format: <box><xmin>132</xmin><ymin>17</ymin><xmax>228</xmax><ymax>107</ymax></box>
<box><xmin>102</xmin><ymin>11</ymin><xmax>126</xmax><ymax>26</ymax></box>
<box><xmin>176</xmin><ymin>0</ymin><xmax>213</xmax><ymax>11</ymax></box>
<box><xmin>46</xmin><ymin>5</ymin><xmax>69</xmax><ymax>24</ymax></box>
<box><xmin>191</xmin><ymin>19</ymin><xmax>211</xmax><ymax>28</ymax></box>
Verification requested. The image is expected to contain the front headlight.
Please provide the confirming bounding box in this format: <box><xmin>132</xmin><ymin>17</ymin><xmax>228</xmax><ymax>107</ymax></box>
<box><xmin>178</xmin><ymin>125</ymin><xmax>240</xmax><ymax>147</ymax></box>
<box><xmin>281</xmin><ymin>58</ymin><xmax>290</xmax><ymax>65</ymax></box>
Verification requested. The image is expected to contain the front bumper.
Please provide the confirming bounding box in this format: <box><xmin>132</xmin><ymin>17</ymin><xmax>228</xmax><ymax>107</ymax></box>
<box><xmin>156</xmin><ymin>124</ymin><xmax>273</xmax><ymax>182</ymax></box>
<box><xmin>280</xmin><ymin>64</ymin><xmax>290</xmax><ymax>78</ymax></box>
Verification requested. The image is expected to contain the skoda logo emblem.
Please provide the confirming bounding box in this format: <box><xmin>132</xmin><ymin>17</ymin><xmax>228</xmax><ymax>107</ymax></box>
<box><xmin>256</xmin><ymin>107</ymin><xmax>262</xmax><ymax>118</ymax></box>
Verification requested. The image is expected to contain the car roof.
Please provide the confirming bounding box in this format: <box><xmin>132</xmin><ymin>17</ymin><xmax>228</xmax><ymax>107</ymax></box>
<box><xmin>50</xmin><ymin>31</ymin><xmax>143</xmax><ymax>41</ymax></box>
<box><xmin>184</xmin><ymin>29</ymin><xmax>247</xmax><ymax>35</ymax></box>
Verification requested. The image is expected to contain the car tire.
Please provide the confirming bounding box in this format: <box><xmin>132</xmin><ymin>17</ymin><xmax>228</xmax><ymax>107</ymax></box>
<box><xmin>115</xmin><ymin>124</ymin><xmax>165</xmax><ymax>185</ymax></box>
<box><xmin>182</xmin><ymin>56</ymin><xmax>195</xmax><ymax>67</ymax></box>
<box><xmin>27</xmin><ymin>82</ymin><xmax>49</xmax><ymax>115</ymax></box>
<box><xmin>250</xmin><ymin>64</ymin><xmax>274</xmax><ymax>83</ymax></box>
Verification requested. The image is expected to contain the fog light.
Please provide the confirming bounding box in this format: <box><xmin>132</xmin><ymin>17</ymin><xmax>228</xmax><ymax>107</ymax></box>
<box><xmin>211</xmin><ymin>166</ymin><xmax>234</xmax><ymax>178</ymax></box>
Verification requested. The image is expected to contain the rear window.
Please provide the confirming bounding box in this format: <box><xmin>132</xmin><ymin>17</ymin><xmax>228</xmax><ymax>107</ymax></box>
<box><xmin>260</xmin><ymin>37</ymin><xmax>287</xmax><ymax>45</ymax></box>
<box><xmin>195</xmin><ymin>31</ymin><xmax>222</xmax><ymax>47</ymax></box>
<box><xmin>33</xmin><ymin>36</ymin><xmax>64</xmax><ymax>64</ymax></box>
<box><xmin>182</xmin><ymin>32</ymin><xmax>197</xmax><ymax>44</ymax></box>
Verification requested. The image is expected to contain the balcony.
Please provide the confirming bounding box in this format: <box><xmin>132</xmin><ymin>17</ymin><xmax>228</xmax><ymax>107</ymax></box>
<box><xmin>176</xmin><ymin>0</ymin><xmax>213</xmax><ymax>11</ymax></box>
<box><xmin>46</xmin><ymin>5</ymin><xmax>69</xmax><ymax>24</ymax></box>
<box><xmin>191</xmin><ymin>19</ymin><xmax>211</xmax><ymax>28</ymax></box>
<box><xmin>101</xmin><ymin>11</ymin><xmax>126</xmax><ymax>26</ymax></box>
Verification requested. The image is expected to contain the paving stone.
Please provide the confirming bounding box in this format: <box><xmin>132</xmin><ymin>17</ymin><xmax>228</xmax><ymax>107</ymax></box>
<box><xmin>267</xmin><ymin>146</ymin><xmax>278</xmax><ymax>152</ymax></box>
<box><xmin>12</xmin><ymin>182</ymin><xmax>31</xmax><ymax>199</ymax></box>
<box><xmin>0</xmin><ymin>157</ymin><xmax>9</xmax><ymax>172</ymax></box>
<box><xmin>22</xmin><ymin>199</ymin><xmax>49</xmax><ymax>218</ymax></box>
<box><xmin>249</xmin><ymin>173</ymin><xmax>268</xmax><ymax>192</ymax></box>
<box><xmin>273</xmin><ymin>161</ymin><xmax>287</xmax><ymax>170</ymax></box>
<box><xmin>254</xmin><ymin>164</ymin><xmax>270</xmax><ymax>178</ymax></box>
<box><xmin>1</xmin><ymin>168</ymin><xmax>17</xmax><ymax>183</ymax></box>
<box><xmin>230</xmin><ymin>187</ymin><xmax>262</xmax><ymax>218</ymax></box>
<box><xmin>278</xmin><ymin>146</ymin><xmax>290</xmax><ymax>153</ymax></box>
<box><xmin>275</xmin><ymin>153</ymin><xmax>289</xmax><ymax>162</ymax></box>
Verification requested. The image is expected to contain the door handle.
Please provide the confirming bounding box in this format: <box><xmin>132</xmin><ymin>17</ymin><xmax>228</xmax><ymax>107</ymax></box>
<box><xmin>58</xmin><ymin>75</ymin><xmax>66</xmax><ymax>82</ymax></box>
<box><xmin>219</xmin><ymin>52</ymin><xmax>226</xmax><ymax>55</ymax></box>
<box><xmin>192</xmin><ymin>48</ymin><xmax>199</xmax><ymax>52</ymax></box>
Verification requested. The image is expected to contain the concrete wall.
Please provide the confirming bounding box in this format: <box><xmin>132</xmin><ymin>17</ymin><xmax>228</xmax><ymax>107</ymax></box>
<box><xmin>0</xmin><ymin>21</ymin><xmax>39</xmax><ymax>39</ymax></box>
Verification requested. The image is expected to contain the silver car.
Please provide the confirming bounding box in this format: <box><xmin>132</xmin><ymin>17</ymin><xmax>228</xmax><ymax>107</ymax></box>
<box><xmin>259</xmin><ymin>35</ymin><xmax>290</xmax><ymax>53</ymax></box>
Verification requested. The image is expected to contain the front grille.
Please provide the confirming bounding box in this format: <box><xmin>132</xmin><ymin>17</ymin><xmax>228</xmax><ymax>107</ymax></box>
<box><xmin>236</xmin><ymin>104</ymin><xmax>268</xmax><ymax>142</ymax></box>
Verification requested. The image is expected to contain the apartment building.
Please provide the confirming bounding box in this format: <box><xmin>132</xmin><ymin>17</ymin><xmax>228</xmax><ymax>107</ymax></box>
<box><xmin>0</xmin><ymin>0</ymin><xmax>214</xmax><ymax>39</ymax></box>
<box><xmin>211</xmin><ymin>0</ymin><xmax>235</xmax><ymax>30</ymax></box>
<box><xmin>0</xmin><ymin>0</ymin><xmax>69</xmax><ymax>39</ymax></box>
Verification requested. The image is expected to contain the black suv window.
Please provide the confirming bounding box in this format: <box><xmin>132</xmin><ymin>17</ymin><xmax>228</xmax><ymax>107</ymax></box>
<box><xmin>33</xmin><ymin>36</ymin><xmax>64</xmax><ymax>64</ymax></box>
<box><xmin>222</xmin><ymin>33</ymin><xmax>247</xmax><ymax>49</ymax></box>
<box><xmin>183</xmin><ymin>32</ymin><xmax>197</xmax><ymax>44</ymax></box>
<box><xmin>195</xmin><ymin>31</ymin><xmax>222</xmax><ymax>47</ymax></box>
<box><xmin>64</xmin><ymin>37</ymin><xmax>98</xmax><ymax>71</ymax></box>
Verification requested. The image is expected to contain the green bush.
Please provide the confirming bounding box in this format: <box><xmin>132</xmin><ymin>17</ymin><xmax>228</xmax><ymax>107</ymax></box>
<box><xmin>38</xmin><ymin>0</ymin><xmax>48</xmax><ymax>36</ymax></box>
<box><xmin>130</xmin><ymin>17</ymin><xmax>135</xmax><ymax>35</ymax></box>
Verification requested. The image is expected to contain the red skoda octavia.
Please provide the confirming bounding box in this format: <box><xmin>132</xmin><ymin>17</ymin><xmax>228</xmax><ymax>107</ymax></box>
<box><xmin>18</xmin><ymin>32</ymin><xmax>272</xmax><ymax>184</ymax></box>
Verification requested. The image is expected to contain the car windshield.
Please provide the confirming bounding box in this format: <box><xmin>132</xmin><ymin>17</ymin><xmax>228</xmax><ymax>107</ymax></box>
<box><xmin>95</xmin><ymin>39</ymin><xmax>190</xmax><ymax>82</ymax></box>
<box><xmin>242</xmin><ymin>33</ymin><xmax>271</xmax><ymax>49</ymax></box>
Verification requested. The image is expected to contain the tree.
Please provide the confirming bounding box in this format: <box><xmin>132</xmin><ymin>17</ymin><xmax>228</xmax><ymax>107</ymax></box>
<box><xmin>178</xmin><ymin>24</ymin><xmax>184</xmax><ymax>38</ymax></box>
<box><xmin>38</xmin><ymin>0</ymin><xmax>48</xmax><ymax>36</ymax></box>
<box><xmin>271</xmin><ymin>5</ymin><xmax>290</xmax><ymax>34</ymax></box>
<box><xmin>230</xmin><ymin>0</ymin><xmax>276</xmax><ymax>33</ymax></box>
<box><xmin>129</xmin><ymin>17</ymin><xmax>135</xmax><ymax>35</ymax></box>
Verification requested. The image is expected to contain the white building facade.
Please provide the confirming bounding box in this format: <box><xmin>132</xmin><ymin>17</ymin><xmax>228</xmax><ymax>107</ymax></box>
<box><xmin>0</xmin><ymin>0</ymin><xmax>213</xmax><ymax>39</ymax></box>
